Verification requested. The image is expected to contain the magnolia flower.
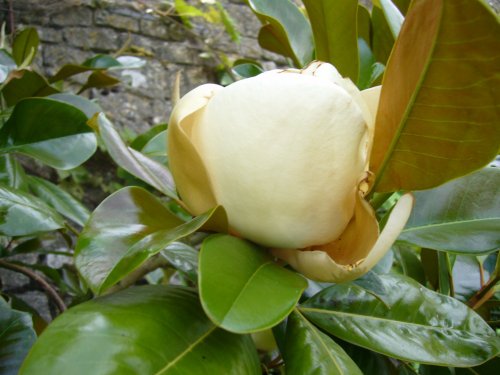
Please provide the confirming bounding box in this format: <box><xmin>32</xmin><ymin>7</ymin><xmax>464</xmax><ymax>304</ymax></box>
<box><xmin>168</xmin><ymin>62</ymin><xmax>413</xmax><ymax>282</ymax></box>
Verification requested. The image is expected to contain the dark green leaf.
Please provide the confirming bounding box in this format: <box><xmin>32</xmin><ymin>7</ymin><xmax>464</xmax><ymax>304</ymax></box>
<box><xmin>358</xmin><ymin>38</ymin><xmax>385</xmax><ymax>89</ymax></box>
<box><xmin>75</xmin><ymin>186</ymin><xmax>224</xmax><ymax>294</ymax></box>
<box><xmin>303</xmin><ymin>0</ymin><xmax>359</xmax><ymax>81</ymax></box>
<box><xmin>82</xmin><ymin>54</ymin><xmax>121</xmax><ymax>69</ymax></box>
<box><xmin>340</xmin><ymin>341</ymin><xmax>400</xmax><ymax>375</ymax></box>
<box><xmin>232</xmin><ymin>63</ymin><xmax>263</xmax><ymax>79</ymax></box>
<box><xmin>283</xmin><ymin>309</ymin><xmax>362</xmax><ymax>375</ymax></box>
<box><xmin>0</xmin><ymin>184</ymin><xmax>65</xmax><ymax>236</ymax></box>
<box><xmin>399</xmin><ymin>168</ymin><xmax>500</xmax><ymax>254</ymax></box>
<box><xmin>199</xmin><ymin>234</ymin><xmax>307</xmax><ymax>333</ymax></box>
<box><xmin>12</xmin><ymin>27</ymin><xmax>39</xmax><ymax>66</ymax></box>
<box><xmin>0</xmin><ymin>97</ymin><xmax>97</xmax><ymax>169</ymax></box>
<box><xmin>0</xmin><ymin>299</ymin><xmax>36</xmax><ymax>375</ymax></box>
<box><xmin>2</xmin><ymin>70</ymin><xmax>59</xmax><ymax>107</ymax></box>
<box><xmin>92</xmin><ymin>113</ymin><xmax>177</xmax><ymax>198</ymax></box>
<box><xmin>78</xmin><ymin>70</ymin><xmax>120</xmax><ymax>93</ymax></box>
<box><xmin>27</xmin><ymin>176</ymin><xmax>90</xmax><ymax>227</ymax></box>
<box><xmin>357</xmin><ymin>4</ymin><xmax>371</xmax><ymax>45</ymax></box>
<box><xmin>246</xmin><ymin>0</ymin><xmax>314</xmax><ymax>67</ymax></box>
<box><xmin>371</xmin><ymin>1</ymin><xmax>396</xmax><ymax>64</ymax></box>
<box><xmin>19</xmin><ymin>285</ymin><xmax>261</xmax><ymax>375</ymax></box>
<box><xmin>454</xmin><ymin>356</ymin><xmax>500</xmax><ymax>374</ymax></box>
<box><xmin>0</xmin><ymin>154</ymin><xmax>28</xmax><ymax>191</ymax></box>
<box><xmin>300</xmin><ymin>274</ymin><xmax>500</xmax><ymax>366</ymax></box>
<box><xmin>130</xmin><ymin>123</ymin><xmax>168</xmax><ymax>150</ymax></box>
<box><xmin>392</xmin><ymin>243</ymin><xmax>426</xmax><ymax>284</ymax></box>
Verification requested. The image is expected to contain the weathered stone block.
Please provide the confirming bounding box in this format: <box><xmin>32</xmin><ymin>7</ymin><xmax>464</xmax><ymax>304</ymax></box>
<box><xmin>95</xmin><ymin>9</ymin><xmax>140</xmax><ymax>32</ymax></box>
<box><xmin>63</xmin><ymin>27</ymin><xmax>122</xmax><ymax>52</ymax></box>
<box><xmin>51</xmin><ymin>7</ymin><xmax>93</xmax><ymax>27</ymax></box>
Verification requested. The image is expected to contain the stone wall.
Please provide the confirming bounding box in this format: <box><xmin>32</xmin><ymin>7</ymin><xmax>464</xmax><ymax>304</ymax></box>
<box><xmin>8</xmin><ymin>0</ymin><xmax>284</xmax><ymax>133</ymax></box>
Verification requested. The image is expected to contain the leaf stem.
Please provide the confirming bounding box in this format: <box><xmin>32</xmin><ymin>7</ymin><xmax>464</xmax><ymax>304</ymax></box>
<box><xmin>467</xmin><ymin>274</ymin><xmax>500</xmax><ymax>310</ymax></box>
<box><xmin>369</xmin><ymin>192</ymin><xmax>393</xmax><ymax>211</ymax></box>
<box><xmin>0</xmin><ymin>259</ymin><xmax>67</xmax><ymax>313</ymax></box>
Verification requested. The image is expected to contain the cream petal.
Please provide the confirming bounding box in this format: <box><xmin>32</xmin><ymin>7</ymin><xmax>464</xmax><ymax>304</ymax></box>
<box><xmin>272</xmin><ymin>193</ymin><xmax>414</xmax><ymax>282</ymax></box>
<box><xmin>360</xmin><ymin>85</ymin><xmax>382</xmax><ymax>169</ymax></box>
<box><xmin>168</xmin><ymin>84</ymin><xmax>223</xmax><ymax>215</ymax></box>
<box><xmin>191</xmin><ymin>72</ymin><xmax>368</xmax><ymax>249</ymax></box>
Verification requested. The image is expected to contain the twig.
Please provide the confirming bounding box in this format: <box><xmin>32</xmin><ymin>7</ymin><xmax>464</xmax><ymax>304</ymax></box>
<box><xmin>0</xmin><ymin>259</ymin><xmax>67</xmax><ymax>313</ymax></box>
<box><xmin>104</xmin><ymin>254</ymin><xmax>169</xmax><ymax>295</ymax></box>
<box><xmin>467</xmin><ymin>275</ymin><xmax>500</xmax><ymax>310</ymax></box>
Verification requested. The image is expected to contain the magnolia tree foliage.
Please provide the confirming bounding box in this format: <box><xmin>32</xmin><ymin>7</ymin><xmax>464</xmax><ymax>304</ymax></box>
<box><xmin>0</xmin><ymin>0</ymin><xmax>499</xmax><ymax>374</ymax></box>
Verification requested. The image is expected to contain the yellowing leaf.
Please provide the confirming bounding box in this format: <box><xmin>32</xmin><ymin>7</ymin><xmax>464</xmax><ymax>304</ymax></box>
<box><xmin>371</xmin><ymin>0</ymin><xmax>500</xmax><ymax>192</ymax></box>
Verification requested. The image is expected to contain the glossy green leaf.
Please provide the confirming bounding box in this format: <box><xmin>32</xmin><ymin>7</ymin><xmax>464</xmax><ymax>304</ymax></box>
<box><xmin>12</xmin><ymin>27</ymin><xmax>39</xmax><ymax>66</ymax></box>
<box><xmin>0</xmin><ymin>154</ymin><xmax>28</xmax><ymax>191</ymax></box>
<box><xmin>303</xmin><ymin>0</ymin><xmax>358</xmax><ymax>81</ymax></box>
<box><xmin>93</xmin><ymin>113</ymin><xmax>177</xmax><ymax>199</ymax></box>
<box><xmin>161</xmin><ymin>241</ymin><xmax>198</xmax><ymax>281</ymax></box>
<box><xmin>0</xmin><ymin>97</ymin><xmax>97</xmax><ymax>169</ymax></box>
<box><xmin>246</xmin><ymin>0</ymin><xmax>314</xmax><ymax>67</ymax></box>
<box><xmin>300</xmin><ymin>274</ymin><xmax>500</xmax><ymax>366</ymax></box>
<box><xmin>0</xmin><ymin>299</ymin><xmax>36</xmax><ymax>375</ymax></box>
<box><xmin>48</xmin><ymin>93</ymin><xmax>101</xmax><ymax>118</ymax></box>
<box><xmin>283</xmin><ymin>309</ymin><xmax>362</xmax><ymax>375</ymax></box>
<box><xmin>2</xmin><ymin>70</ymin><xmax>59</xmax><ymax>107</ymax></box>
<box><xmin>19</xmin><ymin>285</ymin><xmax>260</xmax><ymax>375</ymax></box>
<box><xmin>399</xmin><ymin>168</ymin><xmax>500</xmax><ymax>254</ymax></box>
<box><xmin>27</xmin><ymin>176</ymin><xmax>90</xmax><ymax>227</ymax></box>
<box><xmin>82</xmin><ymin>54</ymin><xmax>121</xmax><ymax>69</ymax></box>
<box><xmin>141</xmin><ymin>130</ymin><xmax>168</xmax><ymax>164</ymax></box>
<box><xmin>371</xmin><ymin>0</ymin><xmax>500</xmax><ymax>192</ymax></box>
<box><xmin>340</xmin><ymin>341</ymin><xmax>400</xmax><ymax>375</ymax></box>
<box><xmin>199</xmin><ymin>234</ymin><xmax>307</xmax><ymax>333</ymax></box>
<box><xmin>75</xmin><ymin>186</ymin><xmax>224</xmax><ymax>294</ymax></box>
<box><xmin>392</xmin><ymin>0</ymin><xmax>411</xmax><ymax>15</ymax></box>
<box><xmin>0</xmin><ymin>184</ymin><xmax>65</xmax><ymax>236</ymax></box>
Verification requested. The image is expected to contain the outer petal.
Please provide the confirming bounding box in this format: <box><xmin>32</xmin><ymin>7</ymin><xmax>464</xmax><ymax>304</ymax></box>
<box><xmin>168</xmin><ymin>84</ymin><xmax>223</xmax><ymax>215</ymax></box>
<box><xmin>191</xmin><ymin>71</ymin><xmax>368</xmax><ymax>249</ymax></box>
<box><xmin>272</xmin><ymin>193</ymin><xmax>414</xmax><ymax>282</ymax></box>
<box><xmin>360</xmin><ymin>85</ymin><xmax>382</xmax><ymax>169</ymax></box>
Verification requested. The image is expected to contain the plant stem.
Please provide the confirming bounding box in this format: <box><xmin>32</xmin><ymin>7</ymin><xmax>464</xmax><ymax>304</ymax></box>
<box><xmin>467</xmin><ymin>275</ymin><xmax>500</xmax><ymax>310</ymax></box>
<box><xmin>369</xmin><ymin>192</ymin><xmax>393</xmax><ymax>211</ymax></box>
<box><xmin>104</xmin><ymin>255</ymin><xmax>169</xmax><ymax>295</ymax></box>
<box><xmin>0</xmin><ymin>259</ymin><xmax>67</xmax><ymax>313</ymax></box>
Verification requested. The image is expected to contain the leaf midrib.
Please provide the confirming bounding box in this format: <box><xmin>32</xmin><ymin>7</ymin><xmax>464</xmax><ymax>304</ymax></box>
<box><xmin>154</xmin><ymin>325</ymin><xmax>217</xmax><ymax>375</ymax></box>
<box><xmin>402</xmin><ymin>217</ymin><xmax>498</xmax><ymax>233</ymax></box>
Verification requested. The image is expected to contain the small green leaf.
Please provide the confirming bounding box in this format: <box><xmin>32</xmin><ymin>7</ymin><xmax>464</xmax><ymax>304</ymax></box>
<box><xmin>93</xmin><ymin>113</ymin><xmax>177</xmax><ymax>199</ymax></box>
<box><xmin>2</xmin><ymin>70</ymin><xmax>59</xmax><ymax>107</ymax></box>
<box><xmin>141</xmin><ymin>130</ymin><xmax>168</xmax><ymax>164</ymax></box>
<box><xmin>12</xmin><ymin>27</ymin><xmax>39</xmax><ymax>66</ymax></box>
<box><xmin>130</xmin><ymin>124</ymin><xmax>167</xmax><ymax>150</ymax></box>
<box><xmin>19</xmin><ymin>286</ymin><xmax>261</xmax><ymax>375</ymax></box>
<box><xmin>199</xmin><ymin>234</ymin><xmax>307</xmax><ymax>333</ymax></box>
<box><xmin>0</xmin><ymin>299</ymin><xmax>36</xmax><ymax>375</ymax></box>
<box><xmin>50</xmin><ymin>54</ymin><xmax>122</xmax><ymax>83</ymax></box>
<box><xmin>358</xmin><ymin>38</ymin><xmax>385</xmax><ymax>89</ymax></box>
<box><xmin>300</xmin><ymin>274</ymin><xmax>500</xmax><ymax>366</ymax></box>
<box><xmin>0</xmin><ymin>154</ymin><xmax>28</xmax><ymax>191</ymax></box>
<box><xmin>232</xmin><ymin>62</ymin><xmax>263</xmax><ymax>79</ymax></box>
<box><xmin>0</xmin><ymin>97</ymin><xmax>97</xmax><ymax>169</ymax></box>
<box><xmin>246</xmin><ymin>0</ymin><xmax>314</xmax><ymax>67</ymax></box>
<box><xmin>75</xmin><ymin>186</ymin><xmax>224</xmax><ymax>294</ymax></box>
<box><xmin>82</xmin><ymin>54</ymin><xmax>121</xmax><ymax>69</ymax></box>
<box><xmin>392</xmin><ymin>243</ymin><xmax>426</xmax><ymax>284</ymax></box>
<box><xmin>283</xmin><ymin>309</ymin><xmax>362</xmax><ymax>375</ymax></box>
<box><xmin>303</xmin><ymin>0</ymin><xmax>359</xmax><ymax>81</ymax></box>
<box><xmin>27</xmin><ymin>176</ymin><xmax>90</xmax><ymax>227</ymax></box>
<box><xmin>161</xmin><ymin>241</ymin><xmax>199</xmax><ymax>281</ymax></box>
<box><xmin>376</xmin><ymin>0</ymin><xmax>404</xmax><ymax>39</ymax></box>
<box><xmin>0</xmin><ymin>184</ymin><xmax>65</xmax><ymax>236</ymax></box>
<box><xmin>78</xmin><ymin>70</ymin><xmax>120</xmax><ymax>94</ymax></box>
<box><xmin>399</xmin><ymin>168</ymin><xmax>500</xmax><ymax>254</ymax></box>
<box><xmin>452</xmin><ymin>255</ymin><xmax>486</xmax><ymax>302</ymax></box>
